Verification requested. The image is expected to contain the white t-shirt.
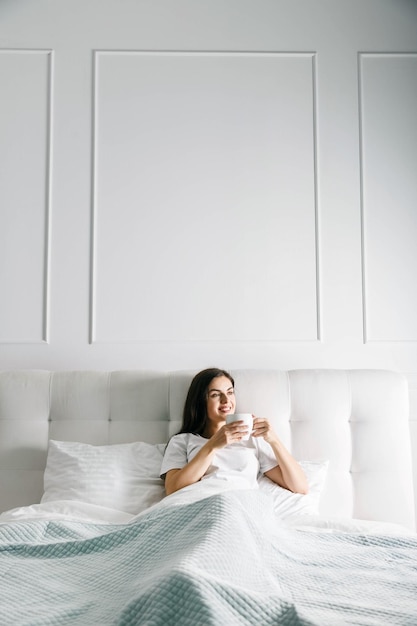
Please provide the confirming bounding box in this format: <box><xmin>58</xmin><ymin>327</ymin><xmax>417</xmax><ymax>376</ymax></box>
<box><xmin>160</xmin><ymin>433</ymin><xmax>278</xmax><ymax>490</ymax></box>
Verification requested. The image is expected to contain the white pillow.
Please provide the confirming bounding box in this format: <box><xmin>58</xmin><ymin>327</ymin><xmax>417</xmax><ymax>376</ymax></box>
<box><xmin>258</xmin><ymin>460</ymin><xmax>329</xmax><ymax>520</ymax></box>
<box><xmin>41</xmin><ymin>440</ymin><xmax>166</xmax><ymax>515</ymax></box>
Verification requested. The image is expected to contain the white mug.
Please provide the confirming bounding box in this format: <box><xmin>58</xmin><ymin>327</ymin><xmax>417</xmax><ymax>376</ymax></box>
<box><xmin>226</xmin><ymin>413</ymin><xmax>253</xmax><ymax>441</ymax></box>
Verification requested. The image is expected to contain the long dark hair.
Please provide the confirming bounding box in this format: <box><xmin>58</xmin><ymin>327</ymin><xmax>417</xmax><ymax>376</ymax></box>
<box><xmin>178</xmin><ymin>368</ymin><xmax>235</xmax><ymax>436</ymax></box>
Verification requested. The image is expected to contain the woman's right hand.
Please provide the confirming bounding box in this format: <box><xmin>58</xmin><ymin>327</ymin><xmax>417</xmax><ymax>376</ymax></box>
<box><xmin>209</xmin><ymin>420</ymin><xmax>249</xmax><ymax>449</ymax></box>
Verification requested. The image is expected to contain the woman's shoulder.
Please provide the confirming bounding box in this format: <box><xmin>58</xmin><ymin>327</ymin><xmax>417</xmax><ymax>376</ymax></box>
<box><xmin>170</xmin><ymin>432</ymin><xmax>189</xmax><ymax>442</ymax></box>
<box><xmin>166</xmin><ymin>432</ymin><xmax>206</xmax><ymax>450</ymax></box>
<box><xmin>166</xmin><ymin>432</ymin><xmax>192</xmax><ymax>447</ymax></box>
<box><xmin>170</xmin><ymin>432</ymin><xmax>204</xmax><ymax>441</ymax></box>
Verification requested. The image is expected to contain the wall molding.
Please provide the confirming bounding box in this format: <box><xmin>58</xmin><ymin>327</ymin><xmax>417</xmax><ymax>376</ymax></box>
<box><xmin>0</xmin><ymin>49</ymin><xmax>53</xmax><ymax>344</ymax></box>
<box><xmin>89</xmin><ymin>50</ymin><xmax>321</xmax><ymax>344</ymax></box>
<box><xmin>358</xmin><ymin>52</ymin><xmax>417</xmax><ymax>344</ymax></box>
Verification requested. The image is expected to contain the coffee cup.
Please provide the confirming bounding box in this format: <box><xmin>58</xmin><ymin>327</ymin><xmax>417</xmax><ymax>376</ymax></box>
<box><xmin>226</xmin><ymin>413</ymin><xmax>253</xmax><ymax>441</ymax></box>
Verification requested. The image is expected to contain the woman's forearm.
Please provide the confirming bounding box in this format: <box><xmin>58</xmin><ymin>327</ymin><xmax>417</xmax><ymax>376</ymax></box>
<box><xmin>164</xmin><ymin>441</ymin><xmax>216</xmax><ymax>495</ymax></box>
<box><xmin>266</xmin><ymin>438</ymin><xmax>309</xmax><ymax>494</ymax></box>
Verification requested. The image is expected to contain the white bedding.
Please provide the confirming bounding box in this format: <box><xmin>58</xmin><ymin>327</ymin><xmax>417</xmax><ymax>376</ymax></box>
<box><xmin>1</xmin><ymin>481</ymin><xmax>413</xmax><ymax>537</ymax></box>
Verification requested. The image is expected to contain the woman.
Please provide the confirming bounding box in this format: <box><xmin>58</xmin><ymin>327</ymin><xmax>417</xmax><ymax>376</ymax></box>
<box><xmin>161</xmin><ymin>368</ymin><xmax>308</xmax><ymax>496</ymax></box>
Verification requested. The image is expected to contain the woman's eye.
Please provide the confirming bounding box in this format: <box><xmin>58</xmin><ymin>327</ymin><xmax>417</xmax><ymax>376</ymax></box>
<box><xmin>210</xmin><ymin>393</ymin><xmax>220</xmax><ymax>399</ymax></box>
<box><xmin>228</xmin><ymin>390</ymin><xmax>235</xmax><ymax>396</ymax></box>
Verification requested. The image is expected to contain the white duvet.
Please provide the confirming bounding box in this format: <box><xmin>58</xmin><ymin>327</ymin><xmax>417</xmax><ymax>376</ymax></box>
<box><xmin>0</xmin><ymin>480</ymin><xmax>413</xmax><ymax>537</ymax></box>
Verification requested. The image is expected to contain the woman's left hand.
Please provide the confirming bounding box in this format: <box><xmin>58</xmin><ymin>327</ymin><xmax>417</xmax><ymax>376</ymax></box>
<box><xmin>251</xmin><ymin>416</ymin><xmax>276</xmax><ymax>444</ymax></box>
<box><xmin>252</xmin><ymin>415</ymin><xmax>309</xmax><ymax>494</ymax></box>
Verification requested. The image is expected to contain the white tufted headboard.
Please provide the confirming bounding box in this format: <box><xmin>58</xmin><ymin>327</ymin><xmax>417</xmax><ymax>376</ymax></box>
<box><xmin>0</xmin><ymin>369</ymin><xmax>415</xmax><ymax>530</ymax></box>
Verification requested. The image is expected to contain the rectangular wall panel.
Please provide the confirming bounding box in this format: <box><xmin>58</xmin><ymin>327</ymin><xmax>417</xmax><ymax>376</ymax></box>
<box><xmin>360</xmin><ymin>53</ymin><xmax>417</xmax><ymax>342</ymax></box>
<box><xmin>92</xmin><ymin>51</ymin><xmax>319</xmax><ymax>342</ymax></box>
<box><xmin>0</xmin><ymin>50</ymin><xmax>52</xmax><ymax>343</ymax></box>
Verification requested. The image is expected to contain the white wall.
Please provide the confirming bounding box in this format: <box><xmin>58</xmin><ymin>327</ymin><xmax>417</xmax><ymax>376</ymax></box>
<box><xmin>0</xmin><ymin>0</ymin><xmax>416</xmax><ymax>377</ymax></box>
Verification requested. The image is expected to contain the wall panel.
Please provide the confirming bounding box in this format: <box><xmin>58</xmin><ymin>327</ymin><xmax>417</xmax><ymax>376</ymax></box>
<box><xmin>360</xmin><ymin>53</ymin><xmax>417</xmax><ymax>342</ymax></box>
<box><xmin>92</xmin><ymin>51</ymin><xmax>319</xmax><ymax>342</ymax></box>
<box><xmin>0</xmin><ymin>50</ymin><xmax>52</xmax><ymax>343</ymax></box>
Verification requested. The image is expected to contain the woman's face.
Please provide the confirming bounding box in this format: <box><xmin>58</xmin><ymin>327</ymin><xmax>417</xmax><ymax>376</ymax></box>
<box><xmin>206</xmin><ymin>375</ymin><xmax>236</xmax><ymax>429</ymax></box>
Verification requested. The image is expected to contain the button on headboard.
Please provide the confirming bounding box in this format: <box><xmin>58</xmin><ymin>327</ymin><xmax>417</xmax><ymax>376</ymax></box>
<box><xmin>0</xmin><ymin>368</ymin><xmax>415</xmax><ymax>530</ymax></box>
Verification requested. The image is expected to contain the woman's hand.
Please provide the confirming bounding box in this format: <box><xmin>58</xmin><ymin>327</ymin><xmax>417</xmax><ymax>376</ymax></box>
<box><xmin>252</xmin><ymin>415</ymin><xmax>309</xmax><ymax>494</ymax></box>
<box><xmin>251</xmin><ymin>416</ymin><xmax>277</xmax><ymax>444</ymax></box>
<box><xmin>210</xmin><ymin>420</ymin><xmax>250</xmax><ymax>448</ymax></box>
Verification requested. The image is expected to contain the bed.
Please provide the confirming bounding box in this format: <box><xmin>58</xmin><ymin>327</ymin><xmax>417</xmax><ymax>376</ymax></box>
<box><xmin>0</xmin><ymin>368</ymin><xmax>416</xmax><ymax>625</ymax></box>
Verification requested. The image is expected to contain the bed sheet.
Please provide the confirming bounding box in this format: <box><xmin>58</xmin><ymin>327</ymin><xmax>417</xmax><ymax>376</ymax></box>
<box><xmin>2</xmin><ymin>480</ymin><xmax>413</xmax><ymax>537</ymax></box>
<box><xmin>0</xmin><ymin>489</ymin><xmax>416</xmax><ymax>625</ymax></box>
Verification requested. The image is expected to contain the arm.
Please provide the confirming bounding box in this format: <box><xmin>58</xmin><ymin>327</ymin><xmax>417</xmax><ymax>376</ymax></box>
<box><xmin>164</xmin><ymin>421</ymin><xmax>249</xmax><ymax>496</ymax></box>
<box><xmin>165</xmin><ymin>441</ymin><xmax>216</xmax><ymax>495</ymax></box>
<box><xmin>252</xmin><ymin>417</ymin><xmax>308</xmax><ymax>494</ymax></box>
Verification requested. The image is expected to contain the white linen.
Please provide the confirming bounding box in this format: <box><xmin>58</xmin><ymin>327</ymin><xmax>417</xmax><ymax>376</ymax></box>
<box><xmin>0</xmin><ymin>482</ymin><xmax>413</xmax><ymax>538</ymax></box>
<box><xmin>41</xmin><ymin>440</ymin><xmax>165</xmax><ymax>514</ymax></box>
<box><xmin>0</xmin><ymin>500</ymin><xmax>134</xmax><ymax>525</ymax></box>
<box><xmin>0</xmin><ymin>455</ymin><xmax>328</xmax><ymax>525</ymax></box>
<box><xmin>258</xmin><ymin>460</ymin><xmax>329</xmax><ymax>519</ymax></box>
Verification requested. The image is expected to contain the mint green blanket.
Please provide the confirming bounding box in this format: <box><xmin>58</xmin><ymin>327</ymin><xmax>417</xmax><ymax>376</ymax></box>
<box><xmin>1</xmin><ymin>491</ymin><xmax>416</xmax><ymax>625</ymax></box>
